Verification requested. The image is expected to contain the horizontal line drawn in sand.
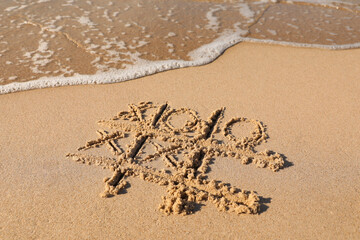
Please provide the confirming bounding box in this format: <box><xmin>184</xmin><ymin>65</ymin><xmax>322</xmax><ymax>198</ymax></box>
<box><xmin>67</xmin><ymin>102</ymin><xmax>286</xmax><ymax>215</ymax></box>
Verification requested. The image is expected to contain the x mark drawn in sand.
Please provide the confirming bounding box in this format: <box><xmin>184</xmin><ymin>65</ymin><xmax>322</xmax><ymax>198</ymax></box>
<box><xmin>67</xmin><ymin>102</ymin><xmax>286</xmax><ymax>215</ymax></box>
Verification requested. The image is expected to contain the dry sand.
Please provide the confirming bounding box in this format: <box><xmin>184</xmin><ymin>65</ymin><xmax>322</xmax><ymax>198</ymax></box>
<box><xmin>0</xmin><ymin>42</ymin><xmax>359</xmax><ymax>239</ymax></box>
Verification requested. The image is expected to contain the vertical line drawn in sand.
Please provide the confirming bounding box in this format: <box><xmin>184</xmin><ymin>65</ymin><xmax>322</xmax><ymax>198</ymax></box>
<box><xmin>67</xmin><ymin>101</ymin><xmax>286</xmax><ymax>215</ymax></box>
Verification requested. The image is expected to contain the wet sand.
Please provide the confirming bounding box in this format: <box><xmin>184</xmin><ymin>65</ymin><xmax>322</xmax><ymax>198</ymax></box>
<box><xmin>1</xmin><ymin>0</ymin><xmax>359</xmax><ymax>90</ymax></box>
<box><xmin>0</xmin><ymin>42</ymin><xmax>359</xmax><ymax>239</ymax></box>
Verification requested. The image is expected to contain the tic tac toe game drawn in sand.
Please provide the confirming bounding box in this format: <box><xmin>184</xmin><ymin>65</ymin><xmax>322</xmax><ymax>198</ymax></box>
<box><xmin>67</xmin><ymin>102</ymin><xmax>285</xmax><ymax>215</ymax></box>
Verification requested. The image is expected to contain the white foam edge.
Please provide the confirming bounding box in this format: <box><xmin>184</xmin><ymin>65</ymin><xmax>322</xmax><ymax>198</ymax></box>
<box><xmin>0</xmin><ymin>31</ymin><xmax>243</xmax><ymax>95</ymax></box>
<box><xmin>240</xmin><ymin>37</ymin><xmax>360</xmax><ymax>50</ymax></box>
<box><xmin>1</xmin><ymin>32</ymin><xmax>360</xmax><ymax>95</ymax></box>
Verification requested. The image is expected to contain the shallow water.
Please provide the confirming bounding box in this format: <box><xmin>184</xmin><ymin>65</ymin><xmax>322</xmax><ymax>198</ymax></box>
<box><xmin>0</xmin><ymin>0</ymin><xmax>359</xmax><ymax>94</ymax></box>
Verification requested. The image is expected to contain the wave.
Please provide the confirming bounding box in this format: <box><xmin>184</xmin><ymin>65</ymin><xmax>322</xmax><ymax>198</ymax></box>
<box><xmin>0</xmin><ymin>0</ymin><xmax>359</xmax><ymax>94</ymax></box>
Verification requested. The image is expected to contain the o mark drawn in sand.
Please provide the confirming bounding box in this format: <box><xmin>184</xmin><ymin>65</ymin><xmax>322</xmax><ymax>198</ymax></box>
<box><xmin>67</xmin><ymin>102</ymin><xmax>285</xmax><ymax>215</ymax></box>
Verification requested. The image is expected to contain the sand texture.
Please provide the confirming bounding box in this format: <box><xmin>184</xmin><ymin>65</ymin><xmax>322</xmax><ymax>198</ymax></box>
<box><xmin>1</xmin><ymin>43</ymin><xmax>360</xmax><ymax>239</ymax></box>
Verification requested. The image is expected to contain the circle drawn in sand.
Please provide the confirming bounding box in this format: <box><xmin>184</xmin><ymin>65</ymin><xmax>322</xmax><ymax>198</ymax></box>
<box><xmin>161</xmin><ymin>108</ymin><xmax>199</xmax><ymax>133</ymax></box>
<box><xmin>224</xmin><ymin>117</ymin><xmax>267</xmax><ymax>149</ymax></box>
<box><xmin>67</xmin><ymin>101</ymin><xmax>285</xmax><ymax>216</ymax></box>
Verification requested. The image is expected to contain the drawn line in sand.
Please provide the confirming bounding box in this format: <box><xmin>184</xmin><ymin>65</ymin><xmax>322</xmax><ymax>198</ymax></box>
<box><xmin>67</xmin><ymin>101</ymin><xmax>286</xmax><ymax>215</ymax></box>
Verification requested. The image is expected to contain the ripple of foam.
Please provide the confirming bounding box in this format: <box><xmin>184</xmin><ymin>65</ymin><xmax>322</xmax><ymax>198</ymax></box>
<box><xmin>1</xmin><ymin>31</ymin><xmax>360</xmax><ymax>95</ymax></box>
<box><xmin>285</xmin><ymin>0</ymin><xmax>360</xmax><ymax>11</ymax></box>
<box><xmin>241</xmin><ymin>38</ymin><xmax>360</xmax><ymax>50</ymax></box>
<box><xmin>286</xmin><ymin>0</ymin><xmax>357</xmax><ymax>4</ymax></box>
<box><xmin>0</xmin><ymin>30</ymin><xmax>244</xmax><ymax>95</ymax></box>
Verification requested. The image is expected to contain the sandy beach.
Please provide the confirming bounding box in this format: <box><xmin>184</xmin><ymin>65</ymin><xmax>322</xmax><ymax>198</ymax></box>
<box><xmin>1</xmin><ymin>42</ymin><xmax>359</xmax><ymax>239</ymax></box>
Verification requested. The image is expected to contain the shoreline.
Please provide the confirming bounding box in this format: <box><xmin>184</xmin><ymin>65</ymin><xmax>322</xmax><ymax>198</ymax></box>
<box><xmin>1</xmin><ymin>38</ymin><xmax>360</xmax><ymax>95</ymax></box>
<box><xmin>1</xmin><ymin>0</ymin><xmax>360</xmax><ymax>93</ymax></box>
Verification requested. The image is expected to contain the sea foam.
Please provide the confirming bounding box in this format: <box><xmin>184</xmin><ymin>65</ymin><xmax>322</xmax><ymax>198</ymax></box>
<box><xmin>0</xmin><ymin>0</ymin><xmax>359</xmax><ymax>94</ymax></box>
